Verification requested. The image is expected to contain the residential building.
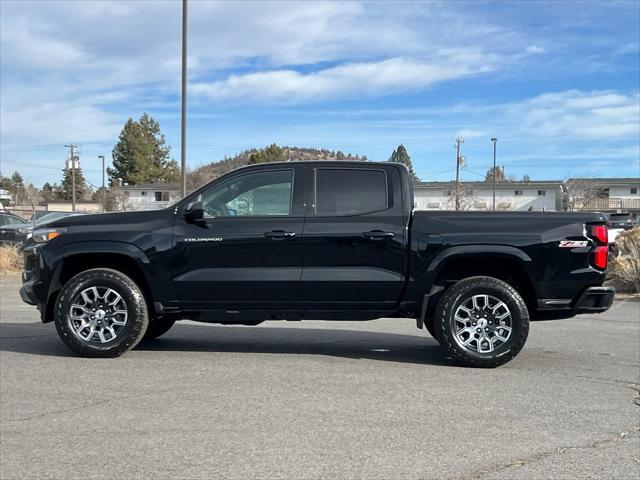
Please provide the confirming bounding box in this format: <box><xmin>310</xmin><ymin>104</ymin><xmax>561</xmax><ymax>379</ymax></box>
<box><xmin>566</xmin><ymin>177</ymin><xmax>640</xmax><ymax>213</ymax></box>
<box><xmin>414</xmin><ymin>181</ymin><xmax>563</xmax><ymax>211</ymax></box>
<box><xmin>113</xmin><ymin>183</ymin><xmax>181</xmax><ymax>211</ymax></box>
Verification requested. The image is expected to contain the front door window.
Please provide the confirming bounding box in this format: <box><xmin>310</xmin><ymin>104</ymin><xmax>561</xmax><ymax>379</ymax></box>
<box><xmin>199</xmin><ymin>170</ymin><xmax>293</xmax><ymax>217</ymax></box>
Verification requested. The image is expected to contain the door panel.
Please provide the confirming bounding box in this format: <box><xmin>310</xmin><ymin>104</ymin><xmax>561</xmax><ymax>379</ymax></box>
<box><xmin>300</xmin><ymin>167</ymin><xmax>407</xmax><ymax>310</ymax></box>
<box><xmin>172</xmin><ymin>167</ymin><xmax>305</xmax><ymax>310</ymax></box>
<box><xmin>173</xmin><ymin>217</ymin><xmax>303</xmax><ymax>309</ymax></box>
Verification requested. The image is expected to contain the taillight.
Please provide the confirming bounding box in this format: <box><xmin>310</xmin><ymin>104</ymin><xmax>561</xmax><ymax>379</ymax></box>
<box><xmin>591</xmin><ymin>225</ymin><xmax>608</xmax><ymax>245</ymax></box>
<box><xmin>593</xmin><ymin>246</ymin><xmax>608</xmax><ymax>270</ymax></box>
<box><xmin>588</xmin><ymin>224</ymin><xmax>608</xmax><ymax>270</ymax></box>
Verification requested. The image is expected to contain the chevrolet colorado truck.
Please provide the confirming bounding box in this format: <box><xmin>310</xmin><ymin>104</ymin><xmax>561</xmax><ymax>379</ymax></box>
<box><xmin>20</xmin><ymin>161</ymin><xmax>615</xmax><ymax>366</ymax></box>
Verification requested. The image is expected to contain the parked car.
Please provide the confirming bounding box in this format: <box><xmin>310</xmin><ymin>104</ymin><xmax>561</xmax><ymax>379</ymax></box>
<box><xmin>607</xmin><ymin>213</ymin><xmax>636</xmax><ymax>231</ymax></box>
<box><xmin>0</xmin><ymin>212</ymin><xmax>86</xmax><ymax>247</ymax></box>
<box><xmin>0</xmin><ymin>213</ymin><xmax>29</xmax><ymax>245</ymax></box>
<box><xmin>20</xmin><ymin>162</ymin><xmax>614</xmax><ymax>366</ymax></box>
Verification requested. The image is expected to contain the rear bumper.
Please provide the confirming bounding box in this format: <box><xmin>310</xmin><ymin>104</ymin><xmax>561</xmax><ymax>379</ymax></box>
<box><xmin>575</xmin><ymin>286</ymin><xmax>615</xmax><ymax>313</ymax></box>
<box><xmin>534</xmin><ymin>285</ymin><xmax>615</xmax><ymax>320</ymax></box>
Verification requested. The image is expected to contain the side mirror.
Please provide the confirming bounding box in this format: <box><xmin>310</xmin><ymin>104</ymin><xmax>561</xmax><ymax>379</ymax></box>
<box><xmin>184</xmin><ymin>201</ymin><xmax>205</xmax><ymax>223</ymax></box>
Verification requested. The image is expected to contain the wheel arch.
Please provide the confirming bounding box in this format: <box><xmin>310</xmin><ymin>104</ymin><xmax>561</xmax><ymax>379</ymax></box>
<box><xmin>43</xmin><ymin>243</ymin><xmax>154</xmax><ymax>323</ymax></box>
<box><xmin>424</xmin><ymin>247</ymin><xmax>537</xmax><ymax>319</ymax></box>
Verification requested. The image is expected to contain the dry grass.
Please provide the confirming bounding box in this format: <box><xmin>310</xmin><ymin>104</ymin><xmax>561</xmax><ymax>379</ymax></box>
<box><xmin>609</xmin><ymin>228</ymin><xmax>640</xmax><ymax>294</ymax></box>
<box><xmin>0</xmin><ymin>245</ymin><xmax>22</xmax><ymax>274</ymax></box>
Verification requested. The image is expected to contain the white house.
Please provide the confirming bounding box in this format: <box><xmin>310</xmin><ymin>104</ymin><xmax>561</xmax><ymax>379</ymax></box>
<box><xmin>414</xmin><ymin>181</ymin><xmax>563</xmax><ymax>211</ymax></box>
<box><xmin>566</xmin><ymin>177</ymin><xmax>640</xmax><ymax>213</ymax></box>
<box><xmin>114</xmin><ymin>183</ymin><xmax>182</xmax><ymax>211</ymax></box>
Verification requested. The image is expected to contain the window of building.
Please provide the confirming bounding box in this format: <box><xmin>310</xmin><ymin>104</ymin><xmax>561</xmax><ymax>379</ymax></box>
<box><xmin>154</xmin><ymin>191</ymin><xmax>170</xmax><ymax>202</ymax></box>
<box><xmin>445</xmin><ymin>190</ymin><xmax>452</xmax><ymax>196</ymax></box>
<box><xmin>538</xmin><ymin>190</ymin><xmax>546</xmax><ymax>196</ymax></box>
<box><xmin>514</xmin><ymin>190</ymin><xmax>523</xmax><ymax>196</ymax></box>
<box><xmin>199</xmin><ymin>169</ymin><xmax>293</xmax><ymax>217</ymax></box>
<box><xmin>141</xmin><ymin>191</ymin><xmax>147</xmax><ymax>196</ymax></box>
<box><xmin>631</xmin><ymin>188</ymin><xmax>638</xmax><ymax>195</ymax></box>
<box><xmin>315</xmin><ymin>169</ymin><xmax>387</xmax><ymax>216</ymax></box>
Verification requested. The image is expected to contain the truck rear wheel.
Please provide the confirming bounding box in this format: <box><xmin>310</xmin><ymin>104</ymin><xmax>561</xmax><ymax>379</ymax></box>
<box><xmin>54</xmin><ymin>268</ymin><xmax>149</xmax><ymax>358</ymax></box>
<box><xmin>434</xmin><ymin>276</ymin><xmax>529</xmax><ymax>368</ymax></box>
<box><xmin>143</xmin><ymin>318</ymin><xmax>176</xmax><ymax>340</ymax></box>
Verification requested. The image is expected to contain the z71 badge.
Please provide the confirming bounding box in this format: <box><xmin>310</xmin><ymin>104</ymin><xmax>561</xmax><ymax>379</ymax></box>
<box><xmin>559</xmin><ymin>240</ymin><xmax>588</xmax><ymax>248</ymax></box>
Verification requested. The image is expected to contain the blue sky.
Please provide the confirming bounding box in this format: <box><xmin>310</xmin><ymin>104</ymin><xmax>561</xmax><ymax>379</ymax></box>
<box><xmin>1</xmin><ymin>0</ymin><xmax>638</xmax><ymax>188</ymax></box>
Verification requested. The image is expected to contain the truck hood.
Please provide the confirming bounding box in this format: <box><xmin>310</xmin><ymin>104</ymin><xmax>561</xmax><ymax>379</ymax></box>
<box><xmin>43</xmin><ymin>208</ymin><xmax>172</xmax><ymax>228</ymax></box>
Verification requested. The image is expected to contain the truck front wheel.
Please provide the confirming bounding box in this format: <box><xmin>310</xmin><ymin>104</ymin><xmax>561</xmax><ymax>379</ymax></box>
<box><xmin>434</xmin><ymin>276</ymin><xmax>529</xmax><ymax>368</ymax></box>
<box><xmin>54</xmin><ymin>268</ymin><xmax>149</xmax><ymax>358</ymax></box>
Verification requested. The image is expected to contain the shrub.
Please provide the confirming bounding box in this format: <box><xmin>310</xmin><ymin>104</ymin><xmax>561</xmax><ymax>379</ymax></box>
<box><xmin>608</xmin><ymin>228</ymin><xmax>640</xmax><ymax>293</ymax></box>
<box><xmin>0</xmin><ymin>245</ymin><xmax>22</xmax><ymax>273</ymax></box>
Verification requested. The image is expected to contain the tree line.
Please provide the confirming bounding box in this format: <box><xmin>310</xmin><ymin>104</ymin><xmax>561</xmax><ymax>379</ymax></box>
<box><xmin>2</xmin><ymin>111</ymin><xmax>531</xmax><ymax>210</ymax></box>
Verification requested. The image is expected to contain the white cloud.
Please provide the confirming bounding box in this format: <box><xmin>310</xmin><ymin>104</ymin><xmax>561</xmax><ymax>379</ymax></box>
<box><xmin>514</xmin><ymin>90</ymin><xmax>640</xmax><ymax>140</ymax></box>
<box><xmin>1</xmin><ymin>102</ymin><xmax>121</xmax><ymax>145</ymax></box>
<box><xmin>191</xmin><ymin>51</ymin><xmax>500</xmax><ymax>102</ymax></box>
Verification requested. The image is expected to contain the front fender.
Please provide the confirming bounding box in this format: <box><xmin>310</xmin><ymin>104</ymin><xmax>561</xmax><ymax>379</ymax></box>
<box><xmin>36</xmin><ymin>241</ymin><xmax>167</xmax><ymax>323</ymax></box>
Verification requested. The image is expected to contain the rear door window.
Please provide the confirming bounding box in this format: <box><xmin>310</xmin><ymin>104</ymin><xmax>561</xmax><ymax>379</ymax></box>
<box><xmin>315</xmin><ymin>169</ymin><xmax>387</xmax><ymax>216</ymax></box>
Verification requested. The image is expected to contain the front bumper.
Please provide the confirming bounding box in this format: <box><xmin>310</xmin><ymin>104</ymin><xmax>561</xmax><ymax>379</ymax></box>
<box><xmin>19</xmin><ymin>280</ymin><xmax>38</xmax><ymax>306</ymax></box>
<box><xmin>575</xmin><ymin>286</ymin><xmax>615</xmax><ymax>313</ymax></box>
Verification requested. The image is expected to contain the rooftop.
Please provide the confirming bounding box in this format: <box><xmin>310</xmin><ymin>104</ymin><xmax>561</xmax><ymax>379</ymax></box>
<box><xmin>115</xmin><ymin>183</ymin><xmax>180</xmax><ymax>190</ymax></box>
<box><xmin>415</xmin><ymin>180</ymin><xmax>564</xmax><ymax>189</ymax></box>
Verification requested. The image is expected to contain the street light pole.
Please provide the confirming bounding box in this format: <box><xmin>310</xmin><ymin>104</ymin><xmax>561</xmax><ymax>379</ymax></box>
<box><xmin>180</xmin><ymin>0</ymin><xmax>188</xmax><ymax>198</ymax></box>
<box><xmin>98</xmin><ymin>155</ymin><xmax>106</xmax><ymax>212</ymax></box>
<box><xmin>491</xmin><ymin>138</ymin><xmax>497</xmax><ymax>211</ymax></box>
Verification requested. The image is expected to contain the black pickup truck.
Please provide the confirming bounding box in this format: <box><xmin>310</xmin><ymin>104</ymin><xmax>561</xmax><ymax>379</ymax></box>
<box><xmin>20</xmin><ymin>161</ymin><xmax>614</xmax><ymax>366</ymax></box>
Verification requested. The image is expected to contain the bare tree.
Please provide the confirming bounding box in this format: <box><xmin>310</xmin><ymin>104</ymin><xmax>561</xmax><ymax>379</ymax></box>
<box><xmin>446</xmin><ymin>186</ymin><xmax>477</xmax><ymax>211</ymax></box>
<box><xmin>564</xmin><ymin>177</ymin><xmax>597</xmax><ymax>211</ymax></box>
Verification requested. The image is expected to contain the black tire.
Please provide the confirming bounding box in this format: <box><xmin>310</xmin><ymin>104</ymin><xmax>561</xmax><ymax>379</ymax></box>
<box><xmin>143</xmin><ymin>318</ymin><xmax>176</xmax><ymax>340</ymax></box>
<box><xmin>424</xmin><ymin>318</ymin><xmax>440</xmax><ymax>341</ymax></box>
<box><xmin>54</xmin><ymin>268</ymin><xmax>149</xmax><ymax>358</ymax></box>
<box><xmin>434</xmin><ymin>276</ymin><xmax>529</xmax><ymax>368</ymax></box>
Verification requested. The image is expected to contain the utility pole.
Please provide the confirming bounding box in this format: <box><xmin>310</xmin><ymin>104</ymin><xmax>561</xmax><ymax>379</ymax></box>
<box><xmin>180</xmin><ymin>0</ymin><xmax>188</xmax><ymax>198</ymax></box>
<box><xmin>491</xmin><ymin>138</ymin><xmax>497</xmax><ymax>211</ymax></box>
<box><xmin>98</xmin><ymin>155</ymin><xmax>106</xmax><ymax>212</ymax></box>
<box><xmin>65</xmin><ymin>144</ymin><xmax>78</xmax><ymax>211</ymax></box>
<box><xmin>454</xmin><ymin>137</ymin><xmax>463</xmax><ymax>211</ymax></box>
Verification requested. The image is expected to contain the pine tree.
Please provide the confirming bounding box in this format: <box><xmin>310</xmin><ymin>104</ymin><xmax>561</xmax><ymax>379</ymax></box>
<box><xmin>389</xmin><ymin>144</ymin><xmax>419</xmax><ymax>182</ymax></box>
<box><xmin>484</xmin><ymin>166</ymin><xmax>506</xmax><ymax>183</ymax></box>
<box><xmin>56</xmin><ymin>166</ymin><xmax>88</xmax><ymax>201</ymax></box>
<box><xmin>248</xmin><ymin>144</ymin><xmax>287</xmax><ymax>164</ymax></box>
<box><xmin>41</xmin><ymin>182</ymin><xmax>55</xmax><ymax>202</ymax></box>
<box><xmin>108</xmin><ymin>113</ymin><xmax>179</xmax><ymax>185</ymax></box>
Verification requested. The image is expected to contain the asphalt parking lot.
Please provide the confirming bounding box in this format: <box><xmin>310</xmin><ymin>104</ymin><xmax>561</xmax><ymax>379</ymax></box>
<box><xmin>1</xmin><ymin>274</ymin><xmax>638</xmax><ymax>480</ymax></box>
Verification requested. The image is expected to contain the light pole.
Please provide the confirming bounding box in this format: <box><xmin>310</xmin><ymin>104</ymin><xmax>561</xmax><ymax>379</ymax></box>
<box><xmin>98</xmin><ymin>155</ymin><xmax>106</xmax><ymax>212</ymax></box>
<box><xmin>491</xmin><ymin>138</ymin><xmax>497</xmax><ymax>211</ymax></box>
<box><xmin>180</xmin><ymin>0</ymin><xmax>188</xmax><ymax>198</ymax></box>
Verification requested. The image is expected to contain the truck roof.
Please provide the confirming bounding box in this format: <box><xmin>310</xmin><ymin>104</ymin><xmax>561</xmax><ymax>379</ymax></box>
<box><xmin>241</xmin><ymin>160</ymin><xmax>399</xmax><ymax>168</ymax></box>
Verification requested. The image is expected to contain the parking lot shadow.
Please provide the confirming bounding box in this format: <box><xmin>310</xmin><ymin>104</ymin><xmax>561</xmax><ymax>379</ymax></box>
<box><xmin>0</xmin><ymin>321</ymin><xmax>454</xmax><ymax>366</ymax></box>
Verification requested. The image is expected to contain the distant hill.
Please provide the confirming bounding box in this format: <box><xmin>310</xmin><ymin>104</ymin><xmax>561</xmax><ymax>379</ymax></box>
<box><xmin>187</xmin><ymin>144</ymin><xmax>367</xmax><ymax>190</ymax></box>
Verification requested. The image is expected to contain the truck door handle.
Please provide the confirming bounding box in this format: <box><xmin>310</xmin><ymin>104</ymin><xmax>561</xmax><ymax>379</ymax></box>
<box><xmin>363</xmin><ymin>230</ymin><xmax>395</xmax><ymax>240</ymax></box>
<box><xmin>264</xmin><ymin>230</ymin><xmax>296</xmax><ymax>239</ymax></box>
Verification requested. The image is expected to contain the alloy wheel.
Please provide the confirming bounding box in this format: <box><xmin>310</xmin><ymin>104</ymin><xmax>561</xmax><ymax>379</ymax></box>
<box><xmin>452</xmin><ymin>294</ymin><xmax>513</xmax><ymax>353</ymax></box>
<box><xmin>68</xmin><ymin>286</ymin><xmax>128</xmax><ymax>343</ymax></box>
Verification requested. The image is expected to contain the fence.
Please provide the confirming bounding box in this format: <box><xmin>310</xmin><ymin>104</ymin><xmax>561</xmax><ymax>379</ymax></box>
<box><xmin>577</xmin><ymin>198</ymin><xmax>640</xmax><ymax>211</ymax></box>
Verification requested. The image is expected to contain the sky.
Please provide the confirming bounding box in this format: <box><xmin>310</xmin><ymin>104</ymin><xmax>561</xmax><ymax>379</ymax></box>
<box><xmin>1</xmin><ymin>0</ymin><xmax>639</xmax><ymax>188</ymax></box>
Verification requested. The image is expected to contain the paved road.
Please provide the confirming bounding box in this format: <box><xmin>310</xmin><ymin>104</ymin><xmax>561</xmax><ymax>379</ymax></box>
<box><xmin>1</xmin><ymin>274</ymin><xmax>638</xmax><ymax>480</ymax></box>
